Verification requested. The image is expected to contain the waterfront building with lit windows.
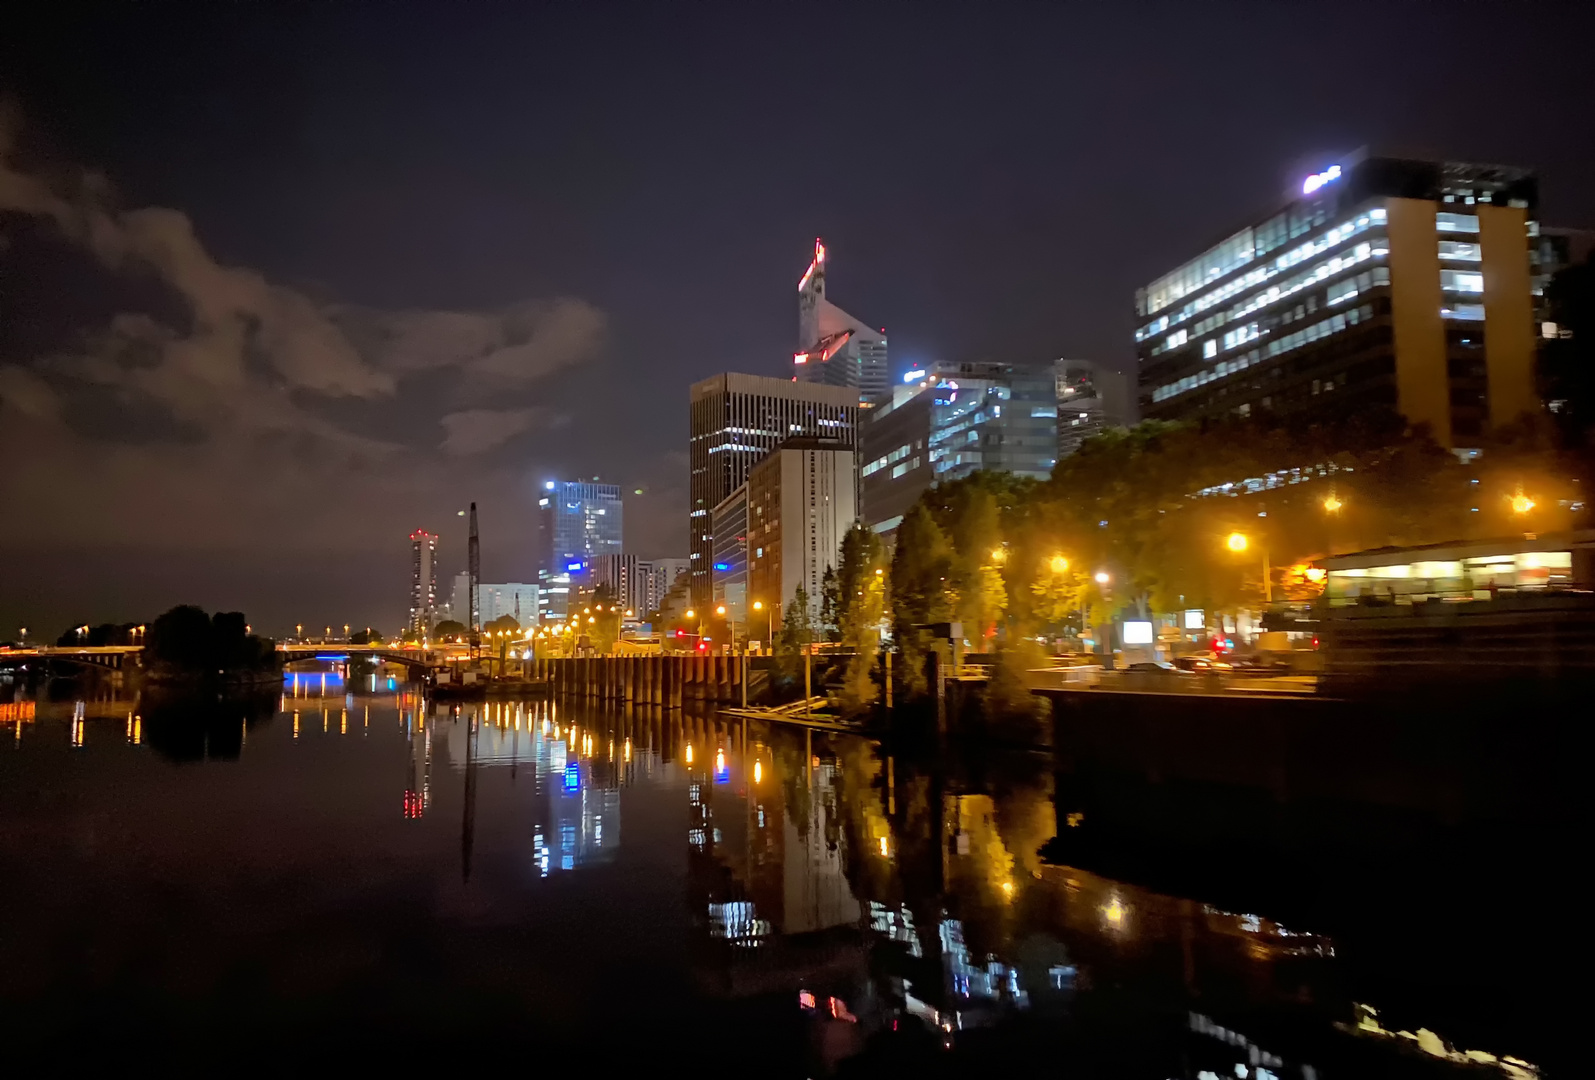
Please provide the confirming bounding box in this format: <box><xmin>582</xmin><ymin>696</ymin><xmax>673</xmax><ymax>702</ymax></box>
<box><xmin>536</xmin><ymin>481</ymin><xmax>623</xmax><ymax>621</ymax></box>
<box><xmin>794</xmin><ymin>239</ymin><xmax>890</xmax><ymax>406</ymax></box>
<box><xmin>861</xmin><ymin>360</ymin><xmax>1058</xmax><ymax>534</ymax></box>
<box><xmin>688</xmin><ymin>373</ymin><xmax>858</xmax><ymax>608</ymax></box>
<box><xmin>1137</xmin><ymin>152</ymin><xmax>1541</xmax><ymax>447</ymax></box>
<box><xmin>745</xmin><ymin>438</ymin><xmax>857</xmax><ymax>633</ymax></box>
<box><xmin>409</xmin><ymin>529</ymin><xmax>439</xmax><ymax>635</ymax></box>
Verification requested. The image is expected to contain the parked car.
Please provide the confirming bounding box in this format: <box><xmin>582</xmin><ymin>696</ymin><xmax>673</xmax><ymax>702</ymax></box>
<box><xmin>1124</xmin><ymin>661</ymin><xmax>1178</xmax><ymax>674</ymax></box>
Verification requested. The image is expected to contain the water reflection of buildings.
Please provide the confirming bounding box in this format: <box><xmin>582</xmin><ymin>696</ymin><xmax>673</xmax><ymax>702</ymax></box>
<box><xmin>420</xmin><ymin>700</ymin><xmax>630</xmax><ymax>877</ymax></box>
<box><xmin>677</xmin><ymin>728</ymin><xmax>1546</xmax><ymax>1078</ymax></box>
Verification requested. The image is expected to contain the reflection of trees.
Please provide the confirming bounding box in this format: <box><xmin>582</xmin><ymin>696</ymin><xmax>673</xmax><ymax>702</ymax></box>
<box><xmin>140</xmin><ymin>687</ymin><xmax>278</xmax><ymax>762</ymax></box>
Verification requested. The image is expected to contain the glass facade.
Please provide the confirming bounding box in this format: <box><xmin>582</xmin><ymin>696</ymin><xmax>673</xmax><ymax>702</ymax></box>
<box><xmin>536</xmin><ymin>481</ymin><xmax>623</xmax><ymax>620</ymax></box>
<box><xmin>1136</xmin><ymin>153</ymin><xmax>1538</xmax><ymax>443</ymax></box>
<box><xmin>861</xmin><ymin>361</ymin><xmax>1057</xmax><ymax>532</ymax></box>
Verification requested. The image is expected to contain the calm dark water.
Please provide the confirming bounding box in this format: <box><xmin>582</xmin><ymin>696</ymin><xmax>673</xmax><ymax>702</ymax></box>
<box><xmin>0</xmin><ymin>670</ymin><xmax>1558</xmax><ymax>1075</ymax></box>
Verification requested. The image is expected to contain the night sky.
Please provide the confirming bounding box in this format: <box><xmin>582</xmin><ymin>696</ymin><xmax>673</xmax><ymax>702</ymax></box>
<box><xmin>3</xmin><ymin>3</ymin><xmax>1593</xmax><ymax>637</ymax></box>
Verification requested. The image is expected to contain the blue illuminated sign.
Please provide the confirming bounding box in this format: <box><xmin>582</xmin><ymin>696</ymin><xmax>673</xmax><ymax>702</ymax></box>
<box><xmin>567</xmin><ymin>562</ymin><xmax>584</xmax><ymax>572</ymax></box>
<box><xmin>563</xmin><ymin>763</ymin><xmax>581</xmax><ymax>792</ymax></box>
<box><xmin>713</xmin><ymin>562</ymin><xmax>730</xmax><ymax>572</ymax></box>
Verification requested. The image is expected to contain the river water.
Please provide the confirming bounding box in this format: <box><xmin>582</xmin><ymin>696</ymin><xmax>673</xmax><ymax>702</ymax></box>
<box><xmin>0</xmin><ymin>670</ymin><xmax>1560</xmax><ymax>1075</ymax></box>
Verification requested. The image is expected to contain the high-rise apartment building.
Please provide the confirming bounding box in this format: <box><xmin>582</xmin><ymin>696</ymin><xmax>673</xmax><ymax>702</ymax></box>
<box><xmin>689</xmin><ymin>373</ymin><xmax>859</xmax><ymax>607</ymax></box>
<box><xmin>794</xmin><ymin>239</ymin><xmax>890</xmax><ymax>406</ymax></box>
<box><xmin>860</xmin><ymin>361</ymin><xmax>1058</xmax><ymax>534</ymax></box>
<box><xmin>1136</xmin><ymin>152</ymin><xmax>1540</xmax><ymax>446</ymax></box>
<box><xmin>746</xmin><ymin>439</ymin><xmax>857</xmax><ymax>633</ymax></box>
<box><xmin>587</xmin><ymin>554</ymin><xmax>648</xmax><ymax>615</ymax></box>
<box><xmin>408</xmin><ymin>529</ymin><xmax>438</xmax><ymax>634</ymax></box>
<box><xmin>644</xmin><ymin>558</ymin><xmax>690</xmax><ymax>613</ymax></box>
<box><xmin>536</xmin><ymin>480</ymin><xmax>623</xmax><ymax>621</ymax></box>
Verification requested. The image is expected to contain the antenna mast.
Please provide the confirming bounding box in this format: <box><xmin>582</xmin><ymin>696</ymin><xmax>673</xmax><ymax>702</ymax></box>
<box><xmin>468</xmin><ymin>501</ymin><xmax>480</xmax><ymax>654</ymax></box>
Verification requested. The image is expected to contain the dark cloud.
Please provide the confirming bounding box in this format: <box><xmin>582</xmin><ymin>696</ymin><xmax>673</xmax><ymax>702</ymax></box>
<box><xmin>0</xmin><ymin>108</ymin><xmax>612</xmax><ymax>634</ymax></box>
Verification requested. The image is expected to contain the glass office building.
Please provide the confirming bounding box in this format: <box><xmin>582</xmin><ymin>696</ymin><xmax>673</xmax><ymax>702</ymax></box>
<box><xmin>536</xmin><ymin>481</ymin><xmax>623</xmax><ymax>621</ymax></box>
<box><xmin>861</xmin><ymin>361</ymin><xmax>1058</xmax><ymax>534</ymax></box>
<box><xmin>1136</xmin><ymin>152</ymin><xmax>1540</xmax><ymax>446</ymax></box>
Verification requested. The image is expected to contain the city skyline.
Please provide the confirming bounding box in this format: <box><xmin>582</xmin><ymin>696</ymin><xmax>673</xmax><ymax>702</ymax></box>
<box><xmin>3</xmin><ymin>4</ymin><xmax>1595</xmax><ymax>634</ymax></box>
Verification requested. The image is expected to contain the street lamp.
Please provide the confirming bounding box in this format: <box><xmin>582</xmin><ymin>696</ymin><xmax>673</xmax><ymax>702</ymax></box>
<box><xmin>1094</xmin><ymin>571</ymin><xmax>1110</xmax><ymax>585</ymax></box>
<box><xmin>752</xmin><ymin>600</ymin><xmax>771</xmax><ymax>651</ymax></box>
<box><xmin>1322</xmin><ymin>488</ymin><xmax>1343</xmax><ymax>514</ymax></box>
<box><xmin>1511</xmin><ymin>485</ymin><xmax>1535</xmax><ymax>515</ymax></box>
<box><xmin>296</xmin><ymin>623</ymin><xmax>303</xmax><ymax>639</ymax></box>
<box><xmin>990</xmin><ymin>547</ymin><xmax>1007</xmax><ymax>564</ymax></box>
<box><xmin>1226</xmin><ymin>532</ymin><xmax>1271</xmax><ymax>603</ymax></box>
<box><xmin>1051</xmin><ymin>555</ymin><xmax>1069</xmax><ymax>574</ymax></box>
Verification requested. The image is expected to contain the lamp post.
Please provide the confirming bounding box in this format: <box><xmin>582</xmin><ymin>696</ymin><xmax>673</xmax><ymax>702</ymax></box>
<box><xmin>1227</xmin><ymin>531</ymin><xmax>1271</xmax><ymax>605</ymax></box>
<box><xmin>716</xmin><ymin>604</ymin><xmax>731</xmax><ymax>654</ymax></box>
<box><xmin>751</xmin><ymin>601</ymin><xmax>770</xmax><ymax>652</ymax></box>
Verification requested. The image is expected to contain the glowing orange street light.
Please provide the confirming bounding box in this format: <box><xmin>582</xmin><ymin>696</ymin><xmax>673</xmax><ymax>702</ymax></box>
<box><xmin>1511</xmin><ymin>486</ymin><xmax>1535</xmax><ymax>515</ymax></box>
<box><xmin>1050</xmin><ymin>555</ymin><xmax>1069</xmax><ymax>574</ymax></box>
<box><xmin>1226</xmin><ymin>532</ymin><xmax>1249</xmax><ymax>552</ymax></box>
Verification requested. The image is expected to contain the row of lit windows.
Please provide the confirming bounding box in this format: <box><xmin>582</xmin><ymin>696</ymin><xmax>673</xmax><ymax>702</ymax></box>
<box><xmin>862</xmin><ymin>442</ymin><xmax>914</xmax><ymax>477</ymax></box>
<box><xmin>1157</xmin><ymin>242</ymin><xmax>1384</xmax><ymax>361</ymax></box>
<box><xmin>1325</xmin><ymin>266</ymin><xmax>1392</xmax><ymax>306</ymax></box>
<box><xmin>1151</xmin><ymin>303</ymin><xmax>1375</xmax><ymax>404</ymax></box>
<box><xmin>1139</xmin><ymin>209</ymin><xmax>1388</xmax><ymax>339</ymax></box>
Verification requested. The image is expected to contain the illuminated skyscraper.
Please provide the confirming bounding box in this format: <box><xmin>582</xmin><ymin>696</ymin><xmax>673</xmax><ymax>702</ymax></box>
<box><xmin>536</xmin><ymin>481</ymin><xmax>623</xmax><ymax>621</ymax></box>
<box><xmin>409</xmin><ymin>529</ymin><xmax>438</xmax><ymax>634</ymax></box>
<box><xmin>1137</xmin><ymin>151</ymin><xmax>1540</xmax><ymax>446</ymax></box>
<box><xmin>689</xmin><ymin>373</ymin><xmax>858</xmax><ymax>608</ymax></box>
<box><xmin>794</xmin><ymin>239</ymin><xmax>890</xmax><ymax>405</ymax></box>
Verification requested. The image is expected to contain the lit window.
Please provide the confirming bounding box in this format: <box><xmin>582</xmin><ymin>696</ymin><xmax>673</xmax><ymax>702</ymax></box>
<box><xmin>1439</xmin><ymin>240</ymin><xmax>1482</xmax><ymax>261</ymax></box>
<box><xmin>1436</xmin><ymin>212</ymin><xmax>1480</xmax><ymax>234</ymax></box>
<box><xmin>1203</xmin><ymin>340</ymin><xmax>1217</xmax><ymax>359</ymax></box>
